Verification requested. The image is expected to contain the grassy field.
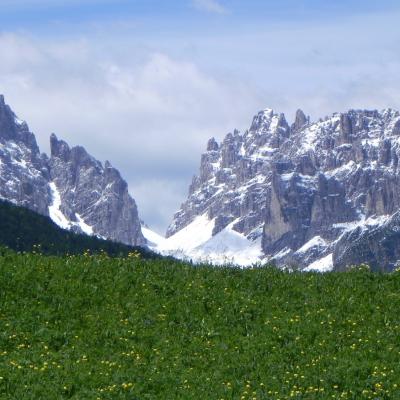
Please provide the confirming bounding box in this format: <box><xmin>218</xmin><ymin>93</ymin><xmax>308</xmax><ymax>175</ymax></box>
<box><xmin>0</xmin><ymin>249</ymin><xmax>399</xmax><ymax>399</ymax></box>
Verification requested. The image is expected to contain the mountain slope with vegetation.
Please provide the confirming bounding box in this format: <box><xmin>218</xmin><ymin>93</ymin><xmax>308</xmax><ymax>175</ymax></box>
<box><xmin>0</xmin><ymin>250</ymin><xmax>399</xmax><ymax>399</ymax></box>
<box><xmin>0</xmin><ymin>200</ymin><xmax>153</xmax><ymax>257</ymax></box>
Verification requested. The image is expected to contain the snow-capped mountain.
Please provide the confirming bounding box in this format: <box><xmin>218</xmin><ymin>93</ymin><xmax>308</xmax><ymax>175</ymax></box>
<box><xmin>3</xmin><ymin>91</ymin><xmax>400</xmax><ymax>270</ymax></box>
<box><xmin>0</xmin><ymin>95</ymin><xmax>145</xmax><ymax>247</ymax></box>
<box><xmin>164</xmin><ymin>107</ymin><xmax>400</xmax><ymax>271</ymax></box>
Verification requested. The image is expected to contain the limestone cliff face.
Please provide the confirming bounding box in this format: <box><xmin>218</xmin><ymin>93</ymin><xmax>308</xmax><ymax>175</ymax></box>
<box><xmin>333</xmin><ymin>212</ymin><xmax>400</xmax><ymax>272</ymax></box>
<box><xmin>168</xmin><ymin>107</ymin><xmax>400</xmax><ymax>271</ymax></box>
<box><xmin>49</xmin><ymin>135</ymin><xmax>145</xmax><ymax>245</ymax></box>
<box><xmin>49</xmin><ymin>135</ymin><xmax>145</xmax><ymax>246</ymax></box>
<box><xmin>0</xmin><ymin>95</ymin><xmax>145</xmax><ymax>247</ymax></box>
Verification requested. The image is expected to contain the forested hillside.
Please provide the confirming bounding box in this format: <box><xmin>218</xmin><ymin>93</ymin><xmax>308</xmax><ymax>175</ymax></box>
<box><xmin>0</xmin><ymin>200</ymin><xmax>153</xmax><ymax>257</ymax></box>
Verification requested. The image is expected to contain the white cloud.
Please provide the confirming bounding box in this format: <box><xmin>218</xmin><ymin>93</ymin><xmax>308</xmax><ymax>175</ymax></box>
<box><xmin>192</xmin><ymin>0</ymin><xmax>227</xmax><ymax>14</ymax></box>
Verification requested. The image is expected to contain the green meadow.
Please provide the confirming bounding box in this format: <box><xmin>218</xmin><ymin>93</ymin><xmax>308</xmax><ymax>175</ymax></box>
<box><xmin>0</xmin><ymin>249</ymin><xmax>399</xmax><ymax>399</ymax></box>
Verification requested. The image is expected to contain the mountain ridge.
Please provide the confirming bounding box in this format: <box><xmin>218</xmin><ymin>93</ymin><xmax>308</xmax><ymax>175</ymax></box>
<box><xmin>161</xmin><ymin>106</ymin><xmax>400</xmax><ymax>271</ymax></box>
<box><xmin>0</xmin><ymin>96</ymin><xmax>145</xmax><ymax>247</ymax></box>
<box><xmin>3</xmin><ymin>92</ymin><xmax>400</xmax><ymax>271</ymax></box>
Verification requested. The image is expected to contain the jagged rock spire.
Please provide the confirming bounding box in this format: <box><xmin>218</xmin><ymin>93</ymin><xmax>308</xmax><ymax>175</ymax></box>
<box><xmin>207</xmin><ymin>137</ymin><xmax>219</xmax><ymax>151</ymax></box>
<box><xmin>292</xmin><ymin>109</ymin><xmax>308</xmax><ymax>132</ymax></box>
<box><xmin>50</xmin><ymin>133</ymin><xmax>72</xmax><ymax>160</ymax></box>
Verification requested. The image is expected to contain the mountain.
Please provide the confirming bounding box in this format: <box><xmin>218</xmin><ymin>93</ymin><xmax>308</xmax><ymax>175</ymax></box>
<box><xmin>0</xmin><ymin>199</ymin><xmax>154</xmax><ymax>257</ymax></box>
<box><xmin>0</xmin><ymin>95</ymin><xmax>51</xmax><ymax>215</ymax></box>
<box><xmin>4</xmin><ymin>92</ymin><xmax>400</xmax><ymax>270</ymax></box>
<box><xmin>162</xmin><ymin>107</ymin><xmax>400</xmax><ymax>271</ymax></box>
<box><xmin>49</xmin><ymin>134</ymin><xmax>144</xmax><ymax>245</ymax></box>
<box><xmin>0</xmin><ymin>95</ymin><xmax>145</xmax><ymax>247</ymax></box>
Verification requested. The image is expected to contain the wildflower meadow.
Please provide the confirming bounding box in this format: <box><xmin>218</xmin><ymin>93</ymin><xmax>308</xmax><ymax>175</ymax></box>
<box><xmin>0</xmin><ymin>249</ymin><xmax>399</xmax><ymax>399</ymax></box>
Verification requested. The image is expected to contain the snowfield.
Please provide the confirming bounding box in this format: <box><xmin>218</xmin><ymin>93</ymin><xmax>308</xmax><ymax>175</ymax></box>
<box><xmin>142</xmin><ymin>214</ymin><xmax>263</xmax><ymax>267</ymax></box>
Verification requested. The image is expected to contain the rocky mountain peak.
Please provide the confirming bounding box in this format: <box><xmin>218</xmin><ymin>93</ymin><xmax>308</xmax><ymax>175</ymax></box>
<box><xmin>104</xmin><ymin>160</ymin><xmax>112</xmax><ymax>168</ymax></box>
<box><xmin>0</xmin><ymin>96</ymin><xmax>50</xmax><ymax>215</ymax></box>
<box><xmin>0</xmin><ymin>96</ymin><xmax>38</xmax><ymax>152</ymax></box>
<box><xmin>207</xmin><ymin>137</ymin><xmax>219</xmax><ymax>152</ymax></box>
<box><xmin>50</xmin><ymin>134</ymin><xmax>100</xmax><ymax>169</ymax></box>
<box><xmin>292</xmin><ymin>109</ymin><xmax>308</xmax><ymax>132</ymax></box>
<box><xmin>250</xmin><ymin>108</ymin><xmax>289</xmax><ymax>136</ymax></box>
<box><xmin>50</xmin><ymin>133</ymin><xmax>71</xmax><ymax>160</ymax></box>
<box><xmin>166</xmin><ymin>106</ymin><xmax>400</xmax><ymax>271</ymax></box>
<box><xmin>0</xmin><ymin>95</ymin><xmax>146</xmax><ymax>248</ymax></box>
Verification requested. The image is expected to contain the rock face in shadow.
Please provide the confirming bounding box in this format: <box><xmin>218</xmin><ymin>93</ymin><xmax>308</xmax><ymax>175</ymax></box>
<box><xmin>168</xmin><ymin>107</ymin><xmax>400</xmax><ymax>271</ymax></box>
<box><xmin>0</xmin><ymin>95</ymin><xmax>145</xmax><ymax>247</ymax></box>
<box><xmin>333</xmin><ymin>213</ymin><xmax>400</xmax><ymax>272</ymax></box>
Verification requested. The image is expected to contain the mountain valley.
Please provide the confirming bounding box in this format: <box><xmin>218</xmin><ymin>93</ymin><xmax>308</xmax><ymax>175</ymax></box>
<box><xmin>2</xmin><ymin>94</ymin><xmax>400</xmax><ymax>271</ymax></box>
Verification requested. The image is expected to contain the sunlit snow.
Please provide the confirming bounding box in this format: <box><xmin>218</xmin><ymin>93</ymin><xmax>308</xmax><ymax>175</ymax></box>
<box><xmin>159</xmin><ymin>214</ymin><xmax>216</xmax><ymax>253</ymax></box>
<box><xmin>303</xmin><ymin>253</ymin><xmax>334</xmax><ymax>272</ymax></box>
<box><xmin>141</xmin><ymin>226</ymin><xmax>166</xmax><ymax>249</ymax></box>
<box><xmin>142</xmin><ymin>214</ymin><xmax>263</xmax><ymax>267</ymax></box>
<box><xmin>75</xmin><ymin>213</ymin><xmax>93</xmax><ymax>235</ymax></box>
<box><xmin>333</xmin><ymin>214</ymin><xmax>390</xmax><ymax>232</ymax></box>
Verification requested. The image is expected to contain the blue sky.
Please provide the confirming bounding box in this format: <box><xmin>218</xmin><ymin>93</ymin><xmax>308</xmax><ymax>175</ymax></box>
<box><xmin>1</xmin><ymin>0</ymin><xmax>400</xmax><ymax>233</ymax></box>
<box><xmin>1</xmin><ymin>0</ymin><xmax>399</xmax><ymax>26</ymax></box>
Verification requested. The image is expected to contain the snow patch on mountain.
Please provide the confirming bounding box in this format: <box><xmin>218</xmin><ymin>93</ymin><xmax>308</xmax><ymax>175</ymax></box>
<box><xmin>333</xmin><ymin>214</ymin><xmax>390</xmax><ymax>233</ymax></box>
<box><xmin>295</xmin><ymin>236</ymin><xmax>327</xmax><ymax>254</ymax></box>
<box><xmin>303</xmin><ymin>254</ymin><xmax>334</xmax><ymax>272</ymax></box>
<box><xmin>75</xmin><ymin>213</ymin><xmax>93</xmax><ymax>235</ymax></box>
<box><xmin>160</xmin><ymin>214</ymin><xmax>216</xmax><ymax>253</ymax></box>
<box><xmin>48</xmin><ymin>182</ymin><xmax>70</xmax><ymax>230</ymax></box>
<box><xmin>188</xmin><ymin>225</ymin><xmax>263</xmax><ymax>266</ymax></box>
<box><xmin>142</xmin><ymin>214</ymin><xmax>263</xmax><ymax>266</ymax></box>
<box><xmin>141</xmin><ymin>226</ymin><xmax>166</xmax><ymax>249</ymax></box>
